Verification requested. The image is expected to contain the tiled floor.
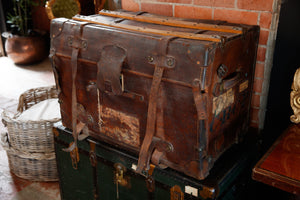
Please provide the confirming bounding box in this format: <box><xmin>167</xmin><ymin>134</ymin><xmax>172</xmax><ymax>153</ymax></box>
<box><xmin>0</xmin><ymin>57</ymin><xmax>61</xmax><ymax>200</ymax></box>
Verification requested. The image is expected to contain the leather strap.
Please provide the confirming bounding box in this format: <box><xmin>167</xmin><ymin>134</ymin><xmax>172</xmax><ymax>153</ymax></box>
<box><xmin>49</xmin><ymin>48</ymin><xmax>62</xmax><ymax>95</ymax></box>
<box><xmin>151</xmin><ymin>86</ymin><xmax>168</xmax><ymax>168</ymax></box>
<box><xmin>136</xmin><ymin>37</ymin><xmax>176</xmax><ymax>173</ymax></box>
<box><xmin>97</xmin><ymin>45</ymin><xmax>126</xmax><ymax>95</ymax></box>
<box><xmin>63</xmin><ymin>22</ymin><xmax>89</xmax><ymax>153</ymax></box>
<box><xmin>136</xmin><ymin>66</ymin><xmax>164</xmax><ymax>173</ymax></box>
<box><xmin>71</xmin><ymin>48</ymin><xmax>79</xmax><ymax>145</ymax></box>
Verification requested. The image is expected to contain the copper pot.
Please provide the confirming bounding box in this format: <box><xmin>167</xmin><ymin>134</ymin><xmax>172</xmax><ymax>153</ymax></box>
<box><xmin>4</xmin><ymin>33</ymin><xmax>48</xmax><ymax>65</ymax></box>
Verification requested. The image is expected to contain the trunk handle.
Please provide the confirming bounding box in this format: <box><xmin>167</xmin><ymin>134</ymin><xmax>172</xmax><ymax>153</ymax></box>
<box><xmin>97</xmin><ymin>45</ymin><xmax>127</xmax><ymax>95</ymax></box>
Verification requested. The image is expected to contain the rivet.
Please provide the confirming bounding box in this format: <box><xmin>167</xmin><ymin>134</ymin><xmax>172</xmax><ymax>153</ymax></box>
<box><xmin>167</xmin><ymin>58</ymin><xmax>174</xmax><ymax>66</ymax></box>
<box><xmin>208</xmin><ymin>157</ymin><xmax>212</xmax><ymax>163</ymax></box>
<box><xmin>68</xmin><ymin>37</ymin><xmax>73</xmax><ymax>46</ymax></box>
<box><xmin>88</xmin><ymin>115</ymin><xmax>94</xmax><ymax>124</ymax></box>
<box><xmin>89</xmin><ymin>81</ymin><xmax>96</xmax><ymax>85</ymax></box>
<box><xmin>82</xmin><ymin>40</ymin><xmax>87</xmax><ymax>49</ymax></box>
<box><xmin>147</xmin><ymin>56</ymin><xmax>154</xmax><ymax>63</ymax></box>
<box><xmin>50</xmin><ymin>48</ymin><xmax>55</xmax><ymax>54</ymax></box>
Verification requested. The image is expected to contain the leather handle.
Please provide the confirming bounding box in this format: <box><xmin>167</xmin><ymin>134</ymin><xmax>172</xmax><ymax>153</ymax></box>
<box><xmin>213</xmin><ymin>71</ymin><xmax>241</xmax><ymax>96</ymax></box>
<box><xmin>222</xmin><ymin>71</ymin><xmax>241</xmax><ymax>90</ymax></box>
<box><xmin>97</xmin><ymin>45</ymin><xmax>126</xmax><ymax>95</ymax></box>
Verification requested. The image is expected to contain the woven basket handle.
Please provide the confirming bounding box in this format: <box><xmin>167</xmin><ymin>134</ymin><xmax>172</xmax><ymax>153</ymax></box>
<box><xmin>0</xmin><ymin>132</ymin><xmax>9</xmax><ymax>148</ymax></box>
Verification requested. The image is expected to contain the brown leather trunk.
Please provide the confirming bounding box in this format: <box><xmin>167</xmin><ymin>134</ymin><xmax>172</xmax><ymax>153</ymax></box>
<box><xmin>50</xmin><ymin>10</ymin><xmax>259</xmax><ymax>180</ymax></box>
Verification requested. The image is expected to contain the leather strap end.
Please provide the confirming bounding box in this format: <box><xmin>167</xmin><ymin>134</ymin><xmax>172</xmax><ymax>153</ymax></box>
<box><xmin>62</xmin><ymin>142</ymin><xmax>76</xmax><ymax>152</ymax></box>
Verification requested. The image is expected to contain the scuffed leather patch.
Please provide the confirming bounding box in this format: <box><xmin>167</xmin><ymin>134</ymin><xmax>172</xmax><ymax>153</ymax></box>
<box><xmin>100</xmin><ymin>106</ymin><xmax>140</xmax><ymax>148</ymax></box>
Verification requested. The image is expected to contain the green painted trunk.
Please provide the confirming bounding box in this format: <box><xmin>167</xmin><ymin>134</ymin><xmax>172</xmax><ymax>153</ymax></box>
<box><xmin>54</xmin><ymin>124</ymin><xmax>256</xmax><ymax>200</ymax></box>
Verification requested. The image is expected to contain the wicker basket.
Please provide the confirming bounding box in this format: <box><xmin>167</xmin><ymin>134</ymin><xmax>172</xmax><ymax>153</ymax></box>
<box><xmin>5</xmin><ymin>146</ymin><xmax>58</xmax><ymax>181</ymax></box>
<box><xmin>0</xmin><ymin>86</ymin><xmax>60</xmax><ymax>181</ymax></box>
<box><xmin>2</xmin><ymin>86</ymin><xmax>60</xmax><ymax>153</ymax></box>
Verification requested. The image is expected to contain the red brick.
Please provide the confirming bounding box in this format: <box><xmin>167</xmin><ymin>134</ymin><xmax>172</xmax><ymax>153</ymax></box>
<box><xmin>256</xmin><ymin>46</ymin><xmax>267</xmax><ymax>62</ymax></box>
<box><xmin>253</xmin><ymin>78</ymin><xmax>263</xmax><ymax>93</ymax></box>
<box><xmin>194</xmin><ymin>0</ymin><xmax>235</xmax><ymax>8</ymax></box>
<box><xmin>141</xmin><ymin>3</ymin><xmax>173</xmax><ymax>16</ymax></box>
<box><xmin>254</xmin><ymin>62</ymin><xmax>265</xmax><ymax>79</ymax></box>
<box><xmin>174</xmin><ymin>6</ymin><xmax>213</xmax><ymax>20</ymax></box>
<box><xmin>259</xmin><ymin>30</ymin><xmax>269</xmax><ymax>45</ymax></box>
<box><xmin>214</xmin><ymin>9</ymin><xmax>258</xmax><ymax>25</ymax></box>
<box><xmin>237</xmin><ymin>0</ymin><xmax>274</xmax><ymax>12</ymax></box>
<box><xmin>154</xmin><ymin>0</ymin><xmax>192</xmax><ymax>3</ymax></box>
<box><xmin>193</xmin><ymin>0</ymin><xmax>211</xmax><ymax>6</ymax></box>
<box><xmin>250</xmin><ymin>107</ymin><xmax>260</xmax><ymax>122</ymax></box>
<box><xmin>251</xmin><ymin>94</ymin><xmax>261</xmax><ymax>108</ymax></box>
<box><xmin>122</xmin><ymin>0</ymin><xmax>140</xmax><ymax>12</ymax></box>
<box><xmin>260</xmin><ymin>12</ymin><xmax>272</xmax><ymax>29</ymax></box>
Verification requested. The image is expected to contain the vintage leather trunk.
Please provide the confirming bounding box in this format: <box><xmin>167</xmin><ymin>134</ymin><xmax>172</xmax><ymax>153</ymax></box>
<box><xmin>50</xmin><ymin>10</ymin><xmax>260</xmax><ymax>180</ymax></box>
<box><xmin>53</xmin><ymin>124</ymin><xmax>257</xmax><ymax>200</ymax></box>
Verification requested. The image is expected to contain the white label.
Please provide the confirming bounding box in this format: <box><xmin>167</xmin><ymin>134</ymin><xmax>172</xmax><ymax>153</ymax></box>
<box><xmin>131</xmin><ymin>164</ymin><xmax>137</xmax><ymax>171</ymax></box>
<box><xmin>213</xmin><ymin>88</ymin><xmax>235</xmax><ymax>116</ymax></box>
<box><xmin>185</xmin><ymin>186</ymin><xmax>198</xmax><ymax>197</ymax></box>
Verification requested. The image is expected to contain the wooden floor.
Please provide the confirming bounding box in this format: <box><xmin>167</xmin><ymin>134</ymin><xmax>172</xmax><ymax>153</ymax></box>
<box><xmin>0</xmin><ymin>57</ymin><xmax>60</xmax><ymax>200</ymax></box>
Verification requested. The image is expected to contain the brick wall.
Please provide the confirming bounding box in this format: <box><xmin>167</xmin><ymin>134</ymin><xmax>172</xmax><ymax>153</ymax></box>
<box><xmin>122</xmin><ymin>0</ymin><xmax>281</xmax><ymax>129</ymax></box>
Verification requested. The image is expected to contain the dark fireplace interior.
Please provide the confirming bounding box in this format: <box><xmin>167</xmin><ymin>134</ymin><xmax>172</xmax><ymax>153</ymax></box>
<box><xmin>263</xmin><ymin>0</ymin><xmax>300</xmax><ymax>148</ymax></box>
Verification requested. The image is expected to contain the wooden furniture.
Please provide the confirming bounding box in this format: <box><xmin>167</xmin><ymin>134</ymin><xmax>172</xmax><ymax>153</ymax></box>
<box><xmin>253</xmin><ymin>68</ymin><xmax>300</xmax><ymax>195</ymax></box>
<box><xmin>252</xmin><ymin>124</ymin><xmax>300</xmax><ymax>195</ymax></box>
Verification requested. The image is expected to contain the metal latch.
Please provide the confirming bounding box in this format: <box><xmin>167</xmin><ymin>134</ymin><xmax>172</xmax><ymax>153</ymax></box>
<box><xmin>170</xmin><ymin>185</ymin><xmax>184</xmax><ymax>200</ymax></box>
<box><xmin>145</xmin><ymin>164</ymin><xmax>156</xmax><ymax>193</ymax></box>
<box><xmin>114</xmin><ymin>163</ymin><xmax>130</xmax><ymax>199</ymax></box>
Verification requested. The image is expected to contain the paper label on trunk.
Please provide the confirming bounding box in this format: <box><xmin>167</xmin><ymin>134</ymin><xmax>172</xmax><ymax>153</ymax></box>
<box><xmin>185</xmin><ymin>186</ymin><xmax>198</xmax><ymax>197</ymax></box>
<box><xmin>213</xmin><ymin>88</ymin><xmax>235</xmax><ymax>116</ymax></box>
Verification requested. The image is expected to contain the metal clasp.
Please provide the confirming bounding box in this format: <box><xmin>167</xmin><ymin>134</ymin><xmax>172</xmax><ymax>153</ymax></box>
<box><xmin>145</xmin><ymin>164</ymin><xmax>156</xmax><ymax>193</ymax></box>
<box><xmin>114</xmin><ymin>163</ymin><xmax>130</xmax><ymax>199</ymax></box>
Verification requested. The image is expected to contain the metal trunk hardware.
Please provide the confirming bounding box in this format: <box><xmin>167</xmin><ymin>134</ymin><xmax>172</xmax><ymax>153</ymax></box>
<box><xmin>89</xmin><ymin>141</ymin><xmax>99</xmax><ymax>199</ymax></box>
<box><xmin>170</xmin><ymin>185</ymin><xmax>184</xmax><ymax>200</ymax></box>
<box><xmin>114</xmin><ymin>163</ymin><xmax>130</xmax><ymax>199</ymax></box>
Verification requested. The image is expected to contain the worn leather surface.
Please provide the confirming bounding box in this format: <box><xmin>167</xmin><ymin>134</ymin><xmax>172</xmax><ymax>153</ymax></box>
<box><xmin>50</xmin><ymin>12</ymin><xmax>259</xmax><ymax>180</ymax></box>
